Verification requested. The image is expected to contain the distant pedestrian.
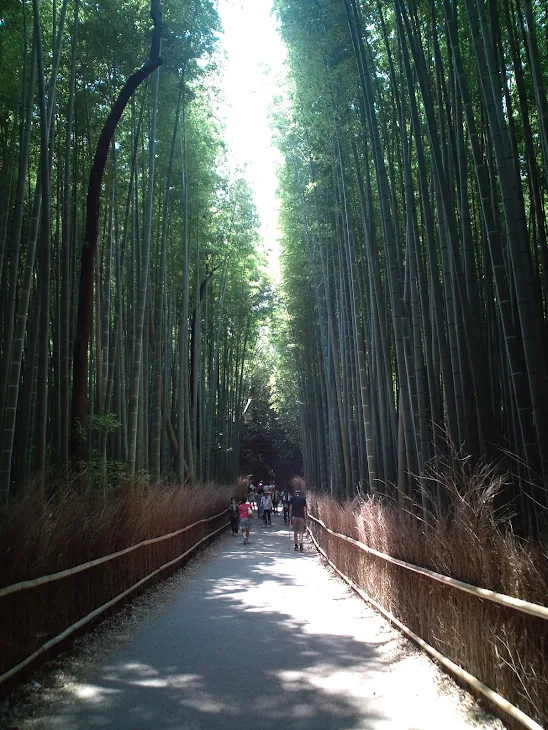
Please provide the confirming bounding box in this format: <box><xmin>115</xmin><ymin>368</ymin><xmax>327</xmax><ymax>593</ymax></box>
<box><xmin>289</xmin><ymin>489</ymin><xmax>307</xmax><ymax>552</ymax></box>
<box><xmin>257</xmin><ymin>482</ymin><xmax>264</xmax><ymax>517</ymax></box>
<box><xmin>261</xmin><ymin>490</ymin><xmax>273</xmax><ymax>526</ymax></box>
<box><xmin>229</xmin><ymin>497</ymin><xmax>240</xmax><ymax>536</ymax></box>
<box><xmin>281</xmin><ymin>491</ymin><xmax>291</xmax><ymax>524</ymax></box>
<box><xmin>238</xmin><ymin>497</ymin><xmax>253</xmax><ymax>544</ymax></box>
<box><xmin>272</xmin><ymin>484</ymin><xmax>279</xmax><ymax>513</ymax></box>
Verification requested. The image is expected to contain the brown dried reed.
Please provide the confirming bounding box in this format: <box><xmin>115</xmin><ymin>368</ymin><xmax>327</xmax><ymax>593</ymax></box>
<box><xmin>308</xmin><ymin>457</ymin><xmax>548</xmax><ymax>729</ymax></box>
<box><xmin>0</xmin><ymin>479</ymin><xmax>246</xmax><ymax>680</ymax></box>
<box><xmin>0</xmin><ymin>480</ymin><xmax>246</xmax><ymax>586</ymax></box>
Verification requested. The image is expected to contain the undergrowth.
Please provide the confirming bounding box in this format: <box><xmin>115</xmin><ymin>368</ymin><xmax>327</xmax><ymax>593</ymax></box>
<box><xmin>0</xmin><ymin>479</ymin><xmax>247</xmax><ymax>587</ymax></box>
<box><xmin>0</xmin><ymin>478</ymin><xmax>247</xmax><ymax>679</ymax></box>
<box><xmin>308</xmin><ymin>455</ymin><xmax>548</xmax><ymax>728</ymax></box>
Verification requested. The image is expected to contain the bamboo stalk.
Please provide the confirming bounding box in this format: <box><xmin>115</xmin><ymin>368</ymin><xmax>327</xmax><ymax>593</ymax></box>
<box><xmin>308</xmin><ymin>513</ymin><xmax>548</xmax><ymax>620</ymax></box>
<box><xmin>0</xmin><ymin>509</ymin><xmax>228</xmax><ymax>597</ymax></box>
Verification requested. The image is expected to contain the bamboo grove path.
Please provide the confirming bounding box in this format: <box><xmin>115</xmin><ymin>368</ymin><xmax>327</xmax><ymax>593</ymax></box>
<box><xmin>27</xmin><ymin>513</ymin><xmax>494</xmax><ymax>730</ymax></box>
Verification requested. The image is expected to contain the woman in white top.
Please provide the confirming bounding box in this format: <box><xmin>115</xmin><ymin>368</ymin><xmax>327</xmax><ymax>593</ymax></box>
<box><xmin>261</xmin><ymin>491</ymin><xmax>273</xmax><ymax>526</ymax></box>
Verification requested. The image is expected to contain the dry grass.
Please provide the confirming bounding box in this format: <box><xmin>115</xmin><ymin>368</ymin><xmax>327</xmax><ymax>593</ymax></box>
<box><xmin>308</xmin><ymin>457</ymin><xmax>548</xmax><ymax>729</ymax></box>
<box><xmin>289</xmin><ymin>475</ymin><xmax>307</xmax><ymax>492</ymax></box>
<box><xmin>0</xmin><ymin>478</ymin><xmax>246</xmax><ymax>679</ymax></box>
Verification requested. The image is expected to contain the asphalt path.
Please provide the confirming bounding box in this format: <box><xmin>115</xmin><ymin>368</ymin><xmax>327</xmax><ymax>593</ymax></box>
<box><xmin>37</xmin><ymin>511</ymin><xmax>487</xmax><ymax>729</ymax></box>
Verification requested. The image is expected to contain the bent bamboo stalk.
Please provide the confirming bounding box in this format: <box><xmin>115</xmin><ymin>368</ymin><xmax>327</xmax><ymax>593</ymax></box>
<box><xmin>0</xmin><ymin>509</ymin><xmax>228</xmax><ymax>598</ymax></box>
<box><xmin>0</xmin><ymin>519</ymin><xmax>229</xmax><ymax>686</ymax></box>
<box><xmin>307</xmin><ymin>525</ymin><xmax>544</xmax><ymax>730</ymax></box>
<box><xmin>308</xmin><ymin>513</ymin><xmax>548</xmax><ymax>620</ymax></box>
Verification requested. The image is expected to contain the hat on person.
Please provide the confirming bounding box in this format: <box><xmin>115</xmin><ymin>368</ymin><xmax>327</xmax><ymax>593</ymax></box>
<box><xmin>294</xmin><ymin>489</ymin><xmax>301</xmax><ymax>495</ymax></box>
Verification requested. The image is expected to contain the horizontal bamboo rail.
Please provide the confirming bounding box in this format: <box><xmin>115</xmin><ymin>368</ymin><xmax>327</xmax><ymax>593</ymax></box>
<box><xmin>308</xmin><ymin>513</ymin><xmax>548</xmax><ymax>620</ymax></box>
<box><xmin>0</xmin><ymin>516</ymin><xmax>229</xmax><ymax>686</ymax></box>
<box><xmin>0</xmin><ymin>509</ymin><xmax>228</xmax><ymax>597</ymax></box>
<box><xmin>307</xmin><ymin>523</ymin><xmax>544</xmax><ymax>730</ymax></box>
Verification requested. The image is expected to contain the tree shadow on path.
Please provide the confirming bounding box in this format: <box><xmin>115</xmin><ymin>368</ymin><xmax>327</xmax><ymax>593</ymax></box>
<box><xmin>35</xmin><ymin>519</ymin><xmax>400</xmax><ymax>729</ymax></box>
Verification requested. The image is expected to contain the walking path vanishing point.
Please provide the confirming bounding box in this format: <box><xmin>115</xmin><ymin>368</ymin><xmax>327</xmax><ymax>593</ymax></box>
<box><xmin>22</xmin><ymin>513</ymin><xmax>501</xmax><ymax>730</ymax></box>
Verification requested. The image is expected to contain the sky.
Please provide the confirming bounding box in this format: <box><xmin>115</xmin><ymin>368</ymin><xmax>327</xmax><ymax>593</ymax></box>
<box><xmin>214</xmin><ymin>0</ymin><xmax>287</xmax><ymax>280</ymax></box>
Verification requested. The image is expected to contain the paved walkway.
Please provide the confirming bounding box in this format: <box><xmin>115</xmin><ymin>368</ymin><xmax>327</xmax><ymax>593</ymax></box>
<box><xmin>37</xmin><ymin>512</ymin><xmax>488</xmax><ymax>729</ymax></box>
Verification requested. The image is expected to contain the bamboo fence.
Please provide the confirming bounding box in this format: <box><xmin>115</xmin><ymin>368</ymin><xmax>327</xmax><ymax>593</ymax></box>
<box><xmin>308</xmin><ymin>513</ymin><xmax>547</xmax><ymax>730</ymax></box>
<box><xmin>0</xmin><ymin>509</ymin><xmax>229</xmax><ymax>684</ymax></box>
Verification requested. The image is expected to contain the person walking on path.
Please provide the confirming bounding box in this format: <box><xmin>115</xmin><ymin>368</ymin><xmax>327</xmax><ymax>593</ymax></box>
<box><xmin>261</xmin><ymin>490</ymin><xmax>273</xmax><ymax>526</ymax></box>
<box><xmin>256</xmin><ymin>482</ymin><xmax>264</xmax><ymax>518</ymax></box>
<box><xmin>238</xmin><ymin>497</ymin><xmax>253</xmax><ymax>544</ymax></box>
<box><xmin>281</xmin><ymin>490</ymin><xmax>291</xmax><ymax>524</ymax></box>
<box><xmin>272</xmin><ymin>484</ymin><xmax>279</xmax><ymax>513</ymax></box>
<box><xmin>289</xmin><ymin>488</ymin><xmax>307</xmax><ymax>551</ymax></box>
<box><xmin>229</xmin><ymin>497</ymin><xmax>240</xmax><ymax>536</ymax></box>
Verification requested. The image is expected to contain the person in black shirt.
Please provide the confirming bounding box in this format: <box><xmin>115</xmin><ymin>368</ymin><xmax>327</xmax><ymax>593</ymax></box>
<box><xmin>289</xmin><ymin>489</ymin><xmax>307</xmax><ymax>552</ymax></box>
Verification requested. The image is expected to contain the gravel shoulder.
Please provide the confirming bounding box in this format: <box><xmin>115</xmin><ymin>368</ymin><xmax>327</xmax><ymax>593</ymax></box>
<box><xmin>1</xmin><ymin>514</ymin><xmax>504</xmax><ymax>729</ymax></box>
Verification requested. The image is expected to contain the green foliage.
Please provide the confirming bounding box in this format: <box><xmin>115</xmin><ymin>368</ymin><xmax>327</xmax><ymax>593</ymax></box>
<box><xmin>89</xmin><ymin>413</ymin><xmax>120</xmax><ymax>435</ymax></box>
<box><xmin>239</xmin><ymin>344</ymin><xmax>303</xmax><ymax>486</ymax></box>
<box><xmin>83</xmin><ymin>452</ymin><xmax>127</xmax><ymax>492</ymax></box>
<box><xmin>83</xmin><ymin>414</ymin><xmax>125</xmax><ymax>491</ymax></box>
<box><xmin>273</xmin><ymin>0</ymin><xmax>548</xmax><ymax>524</ymax></box>
<box><xmin>0</xmin><ymin>0</ymin><xmax>275</xmax><ymax>494</ymax></box>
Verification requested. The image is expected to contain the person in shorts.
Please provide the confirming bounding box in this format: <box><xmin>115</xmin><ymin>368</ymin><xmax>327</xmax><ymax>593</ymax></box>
<box><xmin>238</xmin><ymin>497</ymin><xmax>253</xmax><ymax>544</ymax></box>
<box><xmin>289</xmin><ymin>489</ymin><xmax>307</xmax><ymax>552</ymax></box>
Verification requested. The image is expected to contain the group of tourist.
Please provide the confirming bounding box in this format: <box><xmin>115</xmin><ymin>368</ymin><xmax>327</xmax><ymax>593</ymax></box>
<box><xmin>228</xmin><ymin>484</ymin><xmax>307</xmax><ymax>551</ymax></box>
<box><xmin>247</xmin><ymin>482</ymin><xmax>280</xmax><ymax>517</ymax></box>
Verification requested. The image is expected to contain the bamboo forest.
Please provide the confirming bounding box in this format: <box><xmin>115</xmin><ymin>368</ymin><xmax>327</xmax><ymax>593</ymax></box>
<box><xmin>1</xmin><ymin>0</ymin><xmax>548</xmax><ymax>724</ymax></box>
<box><xmin>1</xmin><ymin>0</ymin><xmax>548</xmax><ymax>513</ymax></box>
<box><xmin>275</xmin><ymin>0</ymin><xmax>548</xmax><ymax>532</ymax></box>
<box><xmin>2</xmin><ymin>0</ymin><xmax>548</xmax><ymax>517</ymax></box>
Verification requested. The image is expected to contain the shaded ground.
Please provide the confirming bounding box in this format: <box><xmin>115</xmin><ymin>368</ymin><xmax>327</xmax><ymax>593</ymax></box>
<box><xmin>3</xmin><ymin>512</ymin><xmax>503</xmax><ymax>729</ymax></box>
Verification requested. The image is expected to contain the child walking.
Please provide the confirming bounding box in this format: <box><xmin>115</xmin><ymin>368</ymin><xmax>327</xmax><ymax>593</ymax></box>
<box><xmin>238</xmin><ymin>497</ymin><xmax>253</xmax><ymax>544</ymax></box>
